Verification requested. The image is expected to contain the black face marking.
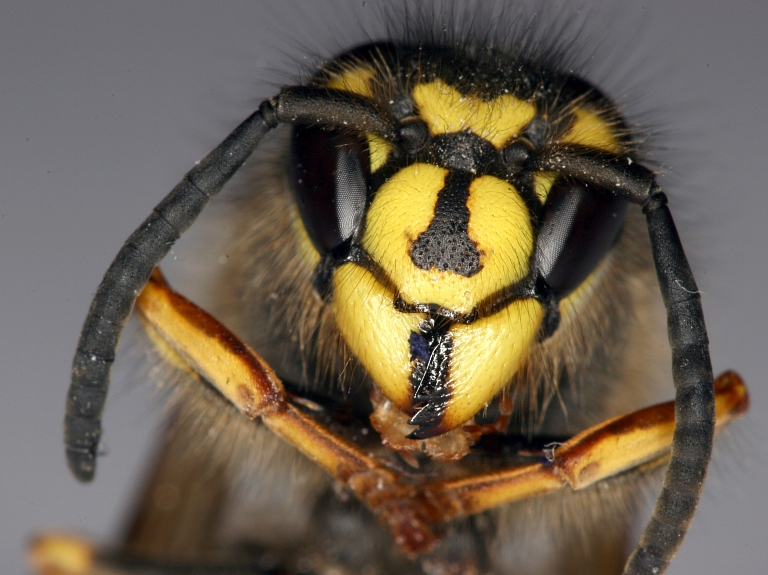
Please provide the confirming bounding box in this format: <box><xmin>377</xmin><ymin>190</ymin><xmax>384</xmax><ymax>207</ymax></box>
<box><xmin>407</xmin><ymin>319</ymin><xmax>453</xmax><ymax>439</ymax></box>
<box><xmin>302</xmin><ymin>46</ymin><xmax>632</xmax><ymax>337</ymax></box>
<box><xmin>409</xmin><ymin>171</ymin><xmax>482</xmax><ymax>277</ymax></box>
<box><xmin>432</xmin><ymin>131</ymin><xmax>497</xmax><ymax>173</ymax></box>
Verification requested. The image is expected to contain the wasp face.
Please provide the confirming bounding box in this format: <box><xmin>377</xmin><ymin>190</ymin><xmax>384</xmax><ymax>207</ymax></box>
<box><xmin>287</xmin><ymin>44</ymin><xmax>631</xmax><ymax>441</ymax></box>
<box><xmin>39</xmin><ymin>16</ymin><xmax>747</xmax><ymax>575</ymax></box>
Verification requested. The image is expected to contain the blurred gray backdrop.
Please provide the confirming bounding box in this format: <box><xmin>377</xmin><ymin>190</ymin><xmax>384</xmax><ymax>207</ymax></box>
<box><xmin>2</xmin><ymin>1</ymin><xmax>766</xmax><ymax>573</ymax></box>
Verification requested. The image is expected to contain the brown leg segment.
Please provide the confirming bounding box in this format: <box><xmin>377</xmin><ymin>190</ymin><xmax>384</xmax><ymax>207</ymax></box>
<box><xmin>136</xmin><ymin>270</ymin><xmax>446</xmax><ymax>554</ymax></box>
<box><xmin>439</xmin><ymin>370</ymin><xmax>747</xmax><ymax>518</ymax></box>
<box><xmin>133</xmin><ymin>269</ymin><xmax>749</xmax><ymax>558</ymax></box>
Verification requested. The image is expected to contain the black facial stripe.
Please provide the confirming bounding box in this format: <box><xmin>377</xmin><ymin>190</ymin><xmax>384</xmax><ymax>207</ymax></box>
<box><xmin>432</xmin><ymin>131</ymin><xmax>497</xmax><ymax>173</ymax></box>
<box><xmin>407</xmin><ymin>319</ymin><xmax>454</xmax><ymax>438</ymax></box>
<box><xmin>409</xmin><ymin>171</ymin><xmax>482</xmax><ymax>277</ymax></box>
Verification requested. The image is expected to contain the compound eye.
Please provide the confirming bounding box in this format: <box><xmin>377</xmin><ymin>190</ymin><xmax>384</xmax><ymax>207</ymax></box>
<box><xmin>290</xmin><ymin>124</ymin><xmax>371</xmax><ymax>255</ymax></box>
<box><xmin>534</xmin><ymin>178</ymin><xmax>628</xmax><ymax>298</ymax></box>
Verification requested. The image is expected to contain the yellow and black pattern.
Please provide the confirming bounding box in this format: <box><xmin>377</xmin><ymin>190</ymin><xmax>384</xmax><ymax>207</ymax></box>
<box><xmin>48</xmin><ymin>9</ymin><xmax>735</xmax><ymax>571</ymax></box>
<box><xmin>289</xmin><ymin>42</ymin><xmax>632</xmax><ymax>438</ymax></box>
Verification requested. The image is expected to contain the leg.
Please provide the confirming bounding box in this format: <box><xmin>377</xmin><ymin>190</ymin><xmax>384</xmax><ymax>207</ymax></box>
<box><xmin>136</xmin><ymin>269</ymin><xmax>748</xmax><ymax>555</ymax></box>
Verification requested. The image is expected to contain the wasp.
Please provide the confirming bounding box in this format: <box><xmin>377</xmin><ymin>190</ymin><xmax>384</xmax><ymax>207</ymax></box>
<box><xmin>30</xmin><ymin>6</ymin><xmax>749</xmax><ymax>575</ymax></box>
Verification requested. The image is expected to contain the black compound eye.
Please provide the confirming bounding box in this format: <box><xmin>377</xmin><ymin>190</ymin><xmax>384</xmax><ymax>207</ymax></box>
<box><xmin>290</xmin><ymin>124</ymin><xmax>371</xmax><ymax>255</ymax></box>
<box><xmin>534</xmin><ymin>178</ymin><xmax>628</xmax><ymax>299</ymax></box>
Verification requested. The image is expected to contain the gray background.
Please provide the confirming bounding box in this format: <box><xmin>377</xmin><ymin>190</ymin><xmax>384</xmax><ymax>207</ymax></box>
<box><xmin>2</xmin><ymin>1</ymin><xmax>767</xmax><ymax>573</ymax></box>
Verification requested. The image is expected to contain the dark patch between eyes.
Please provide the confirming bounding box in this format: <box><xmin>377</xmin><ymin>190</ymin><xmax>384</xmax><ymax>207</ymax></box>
<box><xmin>409</xmin><ymin>171</ymin><xmax>482</xmax><ymax>277</ymax></box>
<box><xmin>407</xmin><ymin>320</ymin><xmax>454</xmax><ymax>438</ymax></box>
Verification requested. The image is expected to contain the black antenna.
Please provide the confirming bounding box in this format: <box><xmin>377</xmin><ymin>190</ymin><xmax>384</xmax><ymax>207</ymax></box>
<box><xmin>533</xmin><ymin>147</ymin><xmax>715</xmax><ymax>575</ymax></box>
<box><xmin>65</xmin><ymin>89</ymin><xmax>397</xmax><ymax>482</ymax></box>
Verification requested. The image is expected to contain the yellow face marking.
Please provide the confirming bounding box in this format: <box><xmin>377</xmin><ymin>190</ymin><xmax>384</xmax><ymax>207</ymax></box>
<box><xmin>361</xmin><ymin>163</ymin><xmax>534</xmax><ymax>314</ymax></box>
<box><xmin>559</xmin><ymin>107</ymin><xmax>623</xmax><ymax>154</ymax></box>
<box><xmin>333</xmin><ymin>263</ymin><xmax>544</xmax><ymax>428</ymax></box>
<box><xmin>412</xmin><ymin>80</ymin><xmax>537</xmax><ymax>149</ymax></box>
<box><xmin>325</xmin><ymin>65</ymin><xmax>376</xmax><ymax>98</ymax></box>
<box><xmin>365</xmin><ymin>132</ymin><xmax>393</xmax><ymax>173</ymax></box>
<box><xmin>332</xmin><ymin>264</ymin><xmax>423</xmax><ymax>412</ymax></box>
<box><xmin>444</xmin><ymin>297</ymin><xmax>543</xmax><ymax>430</ymax></box>
<box><xmin>341</xmin><ymin>163</ymin><xmax>541</xmax><ymax>426</ymax></box>
<box><xmin>532</xmin><ymin>171</ymin><xmax>558</xmax><ymax>204</ymax></box>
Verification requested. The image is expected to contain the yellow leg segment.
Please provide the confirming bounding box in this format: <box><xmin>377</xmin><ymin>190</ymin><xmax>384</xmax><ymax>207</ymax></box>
<box><xmin>32</xmin><ymin>270</ymin><xmax>747</xmax><ymax>569</ymax></box>
<box><xmin>441</xmin><ymin>371</ymin><xmax>748</xmax><ymax>517</ymax></box>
